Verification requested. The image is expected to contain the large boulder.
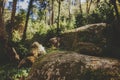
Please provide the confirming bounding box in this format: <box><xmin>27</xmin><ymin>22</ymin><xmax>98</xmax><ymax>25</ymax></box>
<box><xmin>27</xmin><ymin>51</ymin><xmax>120</xmax><ymax>80</ymax></box>
<box><xmin>60</xmin><ymin>23</ymin><xmax>108</xmax><ymax>56</ymax></box>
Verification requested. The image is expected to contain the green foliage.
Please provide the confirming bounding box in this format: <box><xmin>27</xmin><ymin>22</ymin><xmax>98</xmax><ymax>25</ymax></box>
<box><xmin>16</xmin><ymin>43</ymin><xmax>29</xmax><ymax>57</ymax></box>
<box><xmin>86</xmin><ymin>11</ymin><xmax>102</xmax><ymax>23</ymax></box>
<box><xmin>75</xmin><ymin>14</ymin><xmax>86</xmax><ymax>27</ymax></box>
<box><xmin>0</xmin><ymin>64</ymin><xmax>30</xmax><ymax>80</ymax></box>
<box><xmin>66</xmin><ymin>15</ymin><xmax>76</xmax><ymax>29</ymax></box>
<box><xmin>12</xmin><ymin>30</ymin><xmax>21</xmax><ymax>42</ymax></box>
<box><xmin>26</xmin><ymin>20</ymin><xmax>50</xmax><ymax>40</ymax></box>
<box><xmin>60</xmin><ymin>15</ymin><xmax>76</xmax><ymax>31</ymax></box>
<box><xmin>75</xmin><ymin>2</ymin><xmax>115</xmax><ymax>27</ymax></box>
<box><xmin>15</xmin><ymin>9</ymin><xmax>26</xmax><ymax>24</ymax></box>
<box><xmin>92</xmin><ymin>2</ymin><xmax>115</xmax><ymax>23</ymax></box>
<box><xmin>11</xmin><ymin>68</ymin><xmax>29</xmax><ymax>80</ymax></box>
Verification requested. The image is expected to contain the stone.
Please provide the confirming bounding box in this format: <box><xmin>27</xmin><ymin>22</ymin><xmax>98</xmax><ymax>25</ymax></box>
<box><xmin>29</xmin><ymin>42</ymin><xmax>46</xmax><ymax>57</ymax></box>
<box><xmin>27</xmin><ymin>51</ymin><xmax>120</xmax><ymax>80</ymax></box>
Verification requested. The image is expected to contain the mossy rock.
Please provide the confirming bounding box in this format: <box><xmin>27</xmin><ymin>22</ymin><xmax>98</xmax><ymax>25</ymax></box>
<box><xmin>60</xmin><ymin>23</ymin><xmax>108</xmax><ymax>56</ymax></box>
<box><xmin>74</xmin><ymin>42</ymin><xmax>102</xmax><ymax>56</ymax></box>
<box><xmin>27</xmin><ymin>51</ymin><xmax>120</xmax><ymax>80</ymax></box>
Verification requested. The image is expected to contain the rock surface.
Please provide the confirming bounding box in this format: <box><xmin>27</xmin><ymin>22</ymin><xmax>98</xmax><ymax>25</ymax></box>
<box><xmin>60</xmin><ymin>23</ymin><xmax>107</xmax><ymax>56</ymax></box>
<box><xmin>18</xmin><ymin>42</ymin><xmax>46</xmax><ymax>68</ymax></box>
<box><xmin>29</xmin><ymin>42</ymin><xmax>46</xmax><ymax>57</ymax></box>
<box><xmin>27</xmin><ymin>51</ymin><xmax>120</xmax><ymax>80</ymax></box>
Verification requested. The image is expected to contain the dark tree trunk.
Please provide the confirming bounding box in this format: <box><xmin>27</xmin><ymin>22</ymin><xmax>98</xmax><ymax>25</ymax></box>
<box><xmin>86</xmin><ymin>0</ymin><xmax>89</xmax><ymax>14</ymax></box>
<box><xmin>111</xmin><ymin>0</ymin><xmax>119</xmax><ymax>20</ymax></box>
<box><xmin>0</xmin><ymin>0</ymin><xmax>7</xmax><ymax>46</ymax></box>
<box><xmin>96</xmin><ymin>0</ymin><xmax>100</xmax><ymax>7</ymax></box>
<box><xmin>9</xmin><ymin>0</ymin><xmax>17</xmax><ymax>40</ymax></box>
<box><xmin>2</xmin><ymin>0</ymin><xmax>5</xmax><ymax>15</ymax></box>
<box><xmin>79</xmin><ymin>0</ymin><xmax>83</xmax><ymax>14</ymax></box>
<box><xmin>51</xmin><ymin>0</ymin><xmax>54</xmax><ymax>25</ymax></box>
<box><xmin>0</xmin><ymin>0</ymin><xmax>4</xmax><ymax>26</ymax></box>
<box><xmin>86</xmin><ymin>0</ymin><xmax>92</xmax><ymax>14</ymax></box>
<box><xmin>88</xmin><ymin>0</ymin><xmax>92</xmax><ymax>14</ymax></box>
<box><xmin>11</xmin><ymin>0</ymin><xmax>17</xmax><ymax>28</ymax></box>
<box><xmin>110</xmin><ymin>0</ymin><xmax>119</xmax><ymax>22</ymax></box>
<box><xmin>68</xmin><ymin>0</ymin><xmax>71</xmax><ymax>23</ymax></box>
<box><xmin>22</xmin><ymin>0</ymin><xmax>34</xmax><ymax>41</ymax></box>
<box><xmin>0</xmin><ymin>0</ymin><xmax>20</xmax><ymax>64</ymax></box>
<box><xmin>0</xmin><ymin>0</ymin><xmax>9</xmax><ymax>64</ymax></box>
<box><xmin>57</xmin><ymin>0</ymin><xmax>61</xmax><ymax>36</ymax></box>
<box><xmin>110</xmin><ymin>0</ymin><xmax>120</xmax><ymax>46</ymax></box>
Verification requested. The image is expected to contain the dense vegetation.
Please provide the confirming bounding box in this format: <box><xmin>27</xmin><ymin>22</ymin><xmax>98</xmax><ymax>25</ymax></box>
<box><xmin>0</xmin><ymin>0</ymin><xmax>120</xmax><ymax>80</ymax></box>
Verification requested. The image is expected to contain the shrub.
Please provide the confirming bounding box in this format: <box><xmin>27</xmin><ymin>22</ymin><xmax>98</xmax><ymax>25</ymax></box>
<box><xmin>75</xmin><ymin>14</ymin><xmax>86</xmax><ymax>27</ymax></box>
<box><xmin>0</xmin><ymin>64</ymin><xmax>30</xmax><ymax>80</ymax></box>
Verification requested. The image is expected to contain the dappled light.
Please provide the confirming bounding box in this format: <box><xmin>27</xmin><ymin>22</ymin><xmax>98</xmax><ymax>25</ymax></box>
<box><xmin>0</xmin><ymin>0</ymin><xmax>120</xmax><ymax>80</ymax></box>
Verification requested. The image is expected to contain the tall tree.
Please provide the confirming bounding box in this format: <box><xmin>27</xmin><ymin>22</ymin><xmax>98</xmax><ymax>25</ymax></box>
<box><xmin>110</xmin><ymin>0</ymin><xmax>119</xmax><ymax>20</ymax></box>
<box><xmin>68</xmin><ymin>0</ymin><xmax>71</xmax><ymax>23</ymax></box>
<box><xmin>88</xmin><ymin>0</ymin><xmax>92</xmax><ymax>13</ymax></box>
<box><xmin>22</xmin><ymin>0</ymin><xmax>34</xmax><ymax>41</ymax></box>
<box><xmin>51</xmin><ymin>0</ymin><xmax>54</xmax><ymax>25</ymax></box>
<box><xmin>86</xmin><ymin>0</ymin><xmax>92</xmax><ymax>14</ymax></box>
<box><xmin>0</xmin><ymin>0</ymin><xmax>7</xmax><ymax>45</ymax></box>
<box><xmin>0</xmin><ymin>0</ymin><xmax>8</xmax><ymax>63</ymax></box>
<box><xmin>0</xmin><ymin>0</ymin><xmax>20</xmax><ymax>63</ymax></box>
<box><xmin>57</xmin><ymin>0</ymin><xmax>61</xmax><ymax>36</ymax></box>
<box><xmin>11</xmin><ymin>0</ymin><xmax>17</xmax><ymax>27</ymax></box>
<box><xmin>9</xmin><ymin>0</ymin><xmax>17</xmax><ymax>40</ymax></box>
<box><xmin>78</xmin><ymin>0</ymin><xmax>83</xmax><ymax>14</ymax></box>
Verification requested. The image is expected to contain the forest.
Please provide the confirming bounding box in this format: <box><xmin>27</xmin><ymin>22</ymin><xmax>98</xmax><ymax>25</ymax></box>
<box><xmin>0</xmin><ymin>0</ymin><xmax>120</xmax><ymax>80</ymax></box>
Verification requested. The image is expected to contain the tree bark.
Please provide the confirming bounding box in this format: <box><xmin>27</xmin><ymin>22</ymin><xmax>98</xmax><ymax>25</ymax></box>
<box><xmin>96</xmin><ymin>0</ymin><xmax>100</xmax><ymax>7</ymax></box>
<box><xmin>0</xmin><ymin>0</ymin><xmax>9</xmax><ymax>64</ymax></box>
<box><xmin>79</xmin><ymin>0</ymin><xmax>83</xmax><ymax>14</ymax></box>
<box><xmin>51</xmin><ymin>0</ymin><xmax>54</xmax><ymax>25</ymax></box>
<box><xmin>57</xmin><ymin>0</ymin><xmax>61</xmax><ymax>36</ymax></box>
<box><xmin>11</xmin><ymin>0</ymin><xmax>17</xmax><ymax>28</ymax></box>
<box><xmin>22</xmin><ymin>0</ymin><xmax>34</xmax><ymax>41</ymax></box>
<box><xmin>0</xmin><ymin>0</ymin><xmax>7</xmax><ymax>45</ymax></box>
<box><xmin>86</xmin><ymin>0</ymin><xmax>92</xmax><ymax>14</ymax></box>
<box><xmin>111</xmin><ymin>0</ymin><xmax>119</xmax><ymax>20</ymax></box>
<box><xmin>88</xmin><ymin>0</ymin><xmax>92</xmax><ymax>14</ymax></box>
<box><xmin>86</xmin><ymin>0</ymin><xmax>89</xmax><ymax>13</ymax></box>
<box><xmin>9</xmin><ymin>0</ymin><xmax>17</xmax><ymax>40</ymax></box>
<box><xmin>68</xmin><ymin>0</ymin><xmax>71</xmax><ymax>23</ymax></box>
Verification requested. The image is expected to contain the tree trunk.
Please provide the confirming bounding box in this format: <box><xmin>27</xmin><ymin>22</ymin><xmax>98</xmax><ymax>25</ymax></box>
<box><xmin>9</xmin><ymin>0</ymin><xmax>17</xmax><ymax>40</ymax></box>
<box><xmin>88</xmin><ymin>0</ymin><xmax>92</xmax><ymax>14</ymax></box>
<box><xmin>79</xmin><ymin>0</ymin><xmax>83</xmax><ymax>14</ymax></box>
<box><xmin>0</xmin><ymin>0</ymin><xmax>6</xmax><ymax>44</ymax></box>
<box><xmin>0</xmin><ymin>0</ymin><xmax>8</xmax><ymax>64</ymax></box>
<box><xmin>86</xmin><ymin>0</ymin><xmax>92</xmax><ymax>14</ymax></box>
<box><xmin>110</xmin><ymin>0</ymin><xmax>120</xmax><ymax>46</ymax></box>
<box><xmin>111</xmin><ymin>0</ymin><xmax>119</xmax><ymax>20</ymax></box>
<box><xmin>11</xmin><ymin>0</ymin><xmax>17</xmax><ymax>28</ymax></box>
<box><xmin>86</xmin><ymin>0</ymin><xmax>89</xmax><ymax>14</ymax></box>
<box><xmin>22</xmin><ymin>0</ymin><xmax>34</xmax><ymax>41</ymax></box>
<box><xmin>96</xmin><ymin>0</ymin><xmax>100</xmax><ymax>7</ymax></box>
<box><xmin>57</xmin><ymin>0</ymin><xmax>61</xmax><ymax>36</ymax></box>
<box><xmin>68</xmin><ymin>0</ymin><xmax>71</xmax><ymax>23</ymax></box>
<box><xmin>0</xmin><ymin>0</ymin><xmax>20</xmax><ymax>64</ymax></box>
<box><xmin>51</xmin><ymin>0</ymin><xmax>54</xmax><ymax>25</ymax></box>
